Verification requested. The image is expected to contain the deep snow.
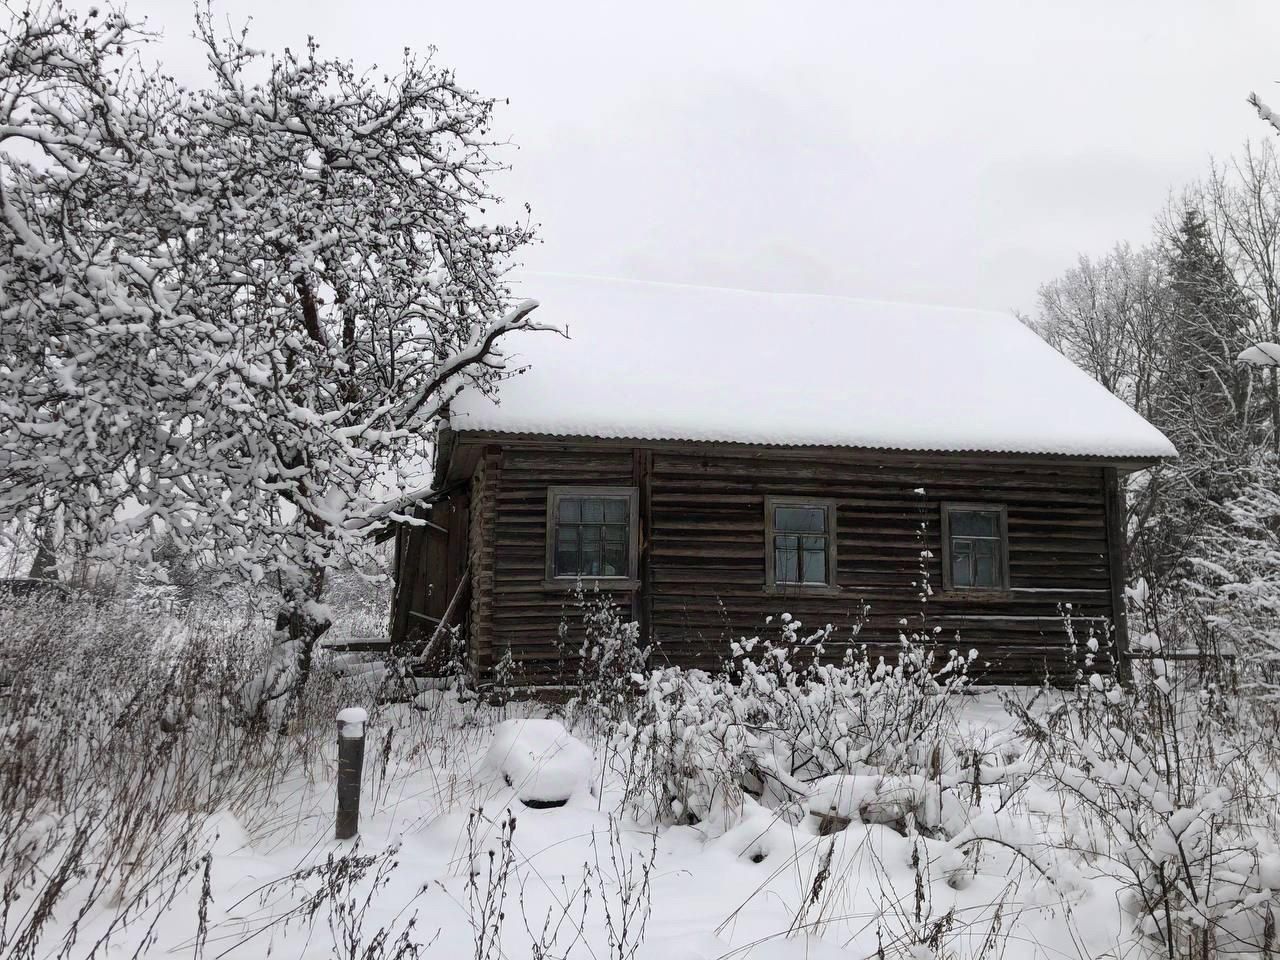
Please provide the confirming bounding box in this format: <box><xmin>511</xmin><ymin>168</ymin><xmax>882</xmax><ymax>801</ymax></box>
<box><xmin>36</xmin><ymin>690</ymin><xmax>1146</xmax><ymax>959</ymax></box>
<box><xmin>449</xmin><ymin>272</ymin><xmax>1177</xmax><ymax>459</ymax></box>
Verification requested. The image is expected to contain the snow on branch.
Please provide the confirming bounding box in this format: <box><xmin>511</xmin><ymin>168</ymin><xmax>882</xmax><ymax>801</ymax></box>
<box><xmin>0</xmin><ymin>4</ymin><xmax>545</xmax><ymax>606</ymax></box>
<box><xmin>1236</xmin><ymin>341</ymin><xmax>1280</xmax><ymax>366</ymax></box>
<box><xmin>1249</xmin><ymin>91</ymin><xmax>1280</xmax><ymax>137</ymax></box>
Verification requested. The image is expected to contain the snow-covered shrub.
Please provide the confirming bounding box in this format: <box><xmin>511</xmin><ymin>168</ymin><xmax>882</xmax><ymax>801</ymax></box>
<box><xmin>808</xmin><ymin>773</ymin><xmax>969</xmax><ymax>839</ymax></box>
<box><xmin>619</xmin><ymin>615</ymin><xmax>973</xmax><ymax>829</ymax></box>
<box><xmin>726</xmin><ymin>614</ymin><xmax>973</xmax><ymax>784</ymax></box>
<box><xmin>619</xmin><ymin>665</ymin><xmax>750</xmax><ymax>826</ymax></box>
<box><xmin>1002</xmin><ymin>648</ymin><xmax>1280</xmax><ymax>959</ymax></box>
<box><xmin>1176</xmin><ymin>455</ymin><xmax>1280</xmax><ymax>696</ymax></box>
<box><xmin>563</xmin><ymin>589</ymin><xmax>648</xmax><ymax>725</ymax></box>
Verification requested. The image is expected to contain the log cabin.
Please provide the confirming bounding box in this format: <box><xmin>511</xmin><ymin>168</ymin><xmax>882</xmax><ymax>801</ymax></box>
<box><xmin>389</xmin><ymin>274</ymin><xmax>1176</xmax><ymax>686</ymax></box>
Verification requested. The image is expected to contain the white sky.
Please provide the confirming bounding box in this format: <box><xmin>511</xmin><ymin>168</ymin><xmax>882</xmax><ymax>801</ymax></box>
<box><xmin>131</xmin><ymin>0</ymin><xmax>1280</xmax><ymax>315</ymax></box>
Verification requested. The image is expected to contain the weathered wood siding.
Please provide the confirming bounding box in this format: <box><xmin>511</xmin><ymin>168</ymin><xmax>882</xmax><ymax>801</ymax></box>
<box><xmin>386</xmin><ymin>493</ymin><xmax>470</xmax><ymax>663</ymax></box>
<box><xmin>459</xmin><ymin>440</ymin><xmax>1125</xmax><ymax>685</ymax></box>
<box><xmin>389</xmin><ymin>506</ymin><xmax>447</xmax><ymax>648</ymax></box>
<box><xmin>466</xmin><ymin>447</ymin><xmax>501</xmax><ymax>677</ymax></box>
<box><xmin>645</xmin><ymin>449</ymin><xmax>1118</xmax><ymax>682</ymax></box>
<box><xmin>487</xmin><ymin>445</ymin><xmax>638</xmax><ymax>684</ymax></box>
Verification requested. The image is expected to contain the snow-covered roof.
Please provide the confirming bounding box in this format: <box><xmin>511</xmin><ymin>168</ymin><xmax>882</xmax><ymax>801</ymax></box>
<box><xmin>448</xmin><ymin>273</ymin><xmax>1176</xmax><ymax>459</ymax></box>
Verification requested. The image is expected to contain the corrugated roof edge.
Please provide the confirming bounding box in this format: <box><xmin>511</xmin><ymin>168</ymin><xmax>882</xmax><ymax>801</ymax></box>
<box><xmin>444</xmin><ymin>425</ymin><xmax>1175</xmax><ymax>465</ymax></box>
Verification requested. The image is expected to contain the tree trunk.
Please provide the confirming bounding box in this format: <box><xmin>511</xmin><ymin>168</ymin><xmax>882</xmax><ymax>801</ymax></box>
<box><xmin>250</xmin><ymin>562</ymin><xmax>332</xmax><ymax>732</ymax></box>
<box><xmin>26</xmin><ymin>528</ymin><xmax>58</xmax><ymax>581</ymax></box>
<box><xmin>1271</xmin><ymin>366</ymin><xmax>1279</xmax><ymax>455</ymax></box>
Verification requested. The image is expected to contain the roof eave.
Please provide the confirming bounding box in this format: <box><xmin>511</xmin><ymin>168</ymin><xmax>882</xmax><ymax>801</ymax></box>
<box><xmin>442</xmin><ymin>427</ymin><xmax>1173</xmax><ymax>472</ymax></box>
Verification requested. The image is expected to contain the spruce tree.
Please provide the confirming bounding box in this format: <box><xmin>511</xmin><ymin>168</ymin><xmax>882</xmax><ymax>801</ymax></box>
<box><xmin>1158</xmin><ymin>209</ymin><xmax>1254</xmax><ymax>498</ymax></box>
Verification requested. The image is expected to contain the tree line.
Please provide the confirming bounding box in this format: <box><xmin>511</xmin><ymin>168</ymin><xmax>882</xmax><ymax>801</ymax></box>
<box><xmin>1031</xmin><ymin>139</ymin><xmax>1280</xmax><ymax>670</ymax></box>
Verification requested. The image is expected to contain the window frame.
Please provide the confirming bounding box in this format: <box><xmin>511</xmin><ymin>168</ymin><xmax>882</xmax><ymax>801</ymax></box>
<box><xmin>940</xmin><ymin>502</ymin><xmax>1010</xmax><ymax>594</ymax></box>
<box><xmin>543</xmin><ymin>485</ymin><xmax>641</xmax><ymax>590</ymax></box>
<box><xmin>764</xmin><ymin>496</ymin><xmax>841</xmax><ymax>595</ymax></box>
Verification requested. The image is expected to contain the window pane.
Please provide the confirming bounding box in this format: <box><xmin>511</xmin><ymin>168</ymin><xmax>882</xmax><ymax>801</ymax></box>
<box><xmin>801</xmin><ymin>547</ymin><xmax>826</xmax><ymax>584</ymax></box>
<box><xmin>775</xmin><ymin>506</ymin><xmax>826</xmax><ymax>533</ymax></box>
<box><xmin>974</xmin><ymin>539</ymin><xmax>997</xmax><ymax>587</ymax></box>
<box><xmin>578</xmin><ymin>527</ymin><xmax>601</xmax><ymax>575</ymax></box>
<box><xmin>552</xmin><ymin>492</ymin><xmax>635</xmax><ymax>580</ymax></box>
<box><xmin>603</xmin><ymin>533</ymin><xmax>626</xmax><ymax>576</ymax></box>
<box><xmin>951</xmin><ymin>540</ymin><xmax>973</xmax><ymax>587</ymax></box>
<box><xmin>555</xmin><ymin>527</ymin><xmax>578</xmax><ymax>576</ymax></box>
<box><xmin>950</xmin><ymin>510</ymin><xmax>998</xmax><ymax>538</ymax></box>
<box><xmin>775</xmin><ymin>540</ymin><xmax>799</xmax><ymax>584</ymax></box>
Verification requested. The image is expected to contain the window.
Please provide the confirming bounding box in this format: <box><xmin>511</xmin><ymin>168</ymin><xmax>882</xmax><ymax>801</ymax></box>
<box><xmin>765</xmin><ymin>498</ymin><xmax>838</xmax><ymax>590</ymax></box>
<box><xmin>941</xmin><ymin>503</ymin><xmax>1009</xmax><ymax>592</ymax></box>
<box><xmin>545</xmin><ymin>486</ymin><xmax>639</xmax><ymax>585</ymax></box>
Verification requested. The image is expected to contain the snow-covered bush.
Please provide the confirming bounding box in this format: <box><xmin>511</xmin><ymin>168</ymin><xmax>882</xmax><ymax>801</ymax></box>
<box><xmin>1002</xmin><ymin>649</ymin><xmax>1280</xmax><ymax>959</ymax></box>
<box><xmin>1173</xmin><ymin>453</ymin><xmax>1280</xmax><ymax>696</ymax></box>
<box><xmin>619</xmin><ymin>664</ymin><xmax>749</xmax><ymax>826</ymax></box>
<box><xmin>619</xmin><ymin>615</ymin><xmax>973</xmax><ymax>828</ymax></box>
<box><xmin>808</xmin><ymin>772</ymin><xmax>970</xmax><ymax>839</ymax></box>
<box><xmin>561</xmin><ymin>589</ymin><xmax>648</xmax><ymax>725</ymax></box>
<box><xmin>728</xmin><ymin>614</ymin><xmax>973</xmax><ymax>783</ymax></box>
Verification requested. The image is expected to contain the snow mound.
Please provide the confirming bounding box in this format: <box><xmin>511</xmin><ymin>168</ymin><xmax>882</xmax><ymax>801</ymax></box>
<box><xmin>808</xmin><ymin>774</ymin><xmax>968</xmax><ymax>837</ymax></box>
<box><xmin>713</xmin><ymin>797</ymin><xmax>802</xmax><ymax>864</ymax></box>
<box><xmin>480</xmin><ymin>719</ymin><xmax>595</xmax><ymax>807</ymax></box>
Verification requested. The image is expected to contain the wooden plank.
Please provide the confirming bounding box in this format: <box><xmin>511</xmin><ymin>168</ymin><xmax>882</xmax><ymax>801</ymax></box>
<box><xmin>1103</xmin><ymin>466</ymin><xmax>1131</xmax><ymax>677</ymax></box>
<box><xmin>635</xmin><ymin>447</ymin><xmax>654</xmax><ymax>648</ymax></box>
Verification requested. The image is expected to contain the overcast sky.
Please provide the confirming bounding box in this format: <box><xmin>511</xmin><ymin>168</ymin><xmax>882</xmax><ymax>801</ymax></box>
<box><xmin>132</xmin><ymin>0</ymin><xmax>1280</xmax><ymax>315</ymax></box>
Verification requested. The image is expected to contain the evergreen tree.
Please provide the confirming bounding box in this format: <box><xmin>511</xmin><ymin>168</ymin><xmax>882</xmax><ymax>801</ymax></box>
<box><xmin>1120</xmin><ymin>210</ymin><xmax>1256</xmax><ymax>600</ymax></box>
<box><xmin>1157</xmin><ymin>209</ymin><xmax>1255</xmax><ymax>498</ymax></box>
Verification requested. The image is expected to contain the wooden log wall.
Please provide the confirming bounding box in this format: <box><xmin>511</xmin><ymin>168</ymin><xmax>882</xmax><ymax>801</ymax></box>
<box><xmin>461</xmin><ymin>440</ymin><xmax>1126</xmax><ymax>685</ymax></box>
<box><xmin>466</xmin><ymin>446</ymin><xmax>501</xmax><ymax>677</ymax></box>
<box><xmin>486</xmin><ymin>445</ymin><xmax>638</xmax><ymax>686</ymax></box>
<box><xmin>646</xmin><ymin>449</ymin><xmax>1119</xmax><ymax>683</ymax></box>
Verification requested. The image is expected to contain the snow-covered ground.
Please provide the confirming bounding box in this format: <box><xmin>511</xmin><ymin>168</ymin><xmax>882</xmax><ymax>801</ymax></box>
<box><xmin>21</xmin><ymin>688</ymin><xmax>1144</xmax><ymax>959</ymax></box>
<box><xmin>6</xmin><ymin>593</ymin><xmax>1274</xmax><ymax>960</ymax></box>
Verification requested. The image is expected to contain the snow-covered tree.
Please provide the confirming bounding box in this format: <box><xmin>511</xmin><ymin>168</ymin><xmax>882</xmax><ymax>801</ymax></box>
<box><xmin>1032</xmin><ymin>243</ymin><xmax>1187</xmax><ymax>594</ymax></box>
<box><xmin>0</xmin><ymin>4</ymin><xmax>548</xmax><ymax>717</ymax></box>
<box><xmin>1198</xmin><ymin>144</ymin><xmax>1280</xmax><ymax>452</ymax></box>
<box><xmin>1158</xmin><ymin>208</ymin><xmax>1255</xmax><ymax>464</ymax></box>
<box><xmin>1034</xmin><ymin>242</ymin><xmax>1169</xmax><ymax>421</ymax></box>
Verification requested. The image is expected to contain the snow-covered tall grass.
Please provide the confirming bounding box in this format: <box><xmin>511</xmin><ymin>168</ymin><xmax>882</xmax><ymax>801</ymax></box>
<box><xmin>7</xmin><ymin>585</ymin><xmax>1280</xmax><ymax>959</ymax></box>
<box><xmin>0</xmin><ymin>595</ymin><xmax>386</xmax><ymax>959</ymax></box>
